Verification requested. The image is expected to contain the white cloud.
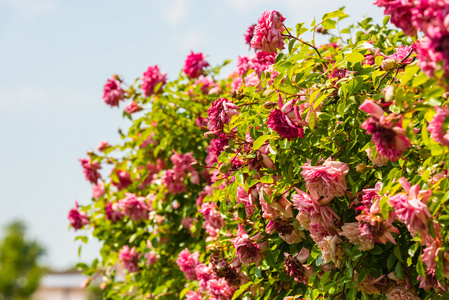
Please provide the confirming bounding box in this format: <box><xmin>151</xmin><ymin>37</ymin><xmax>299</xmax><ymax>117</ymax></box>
<box><xmin>0</xmin><ymin>0</ymin><xmax>60</xmax><ymax>21</ymax></box>
<box><xmin>162</xmin><ymin>0</ymin><xmax>195</xmax><ymax>25</ymax></box>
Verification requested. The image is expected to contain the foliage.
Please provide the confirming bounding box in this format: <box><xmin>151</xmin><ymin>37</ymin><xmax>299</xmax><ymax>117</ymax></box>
<box><xmin>0</xmin><ymin>221</ymin><xmax>46</xmax><ymax>300</ymax></box>
<box><xmin>72</xmin><ymin>5</ymin><xmax>449</xmax><ymax>300</ymax></box>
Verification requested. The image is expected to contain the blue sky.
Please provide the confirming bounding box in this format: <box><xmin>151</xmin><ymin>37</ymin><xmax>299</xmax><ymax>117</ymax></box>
<box><xmin>0</xmin><ymin>0</ymin><xmax>384</xmax><ymax>270</ymax></box>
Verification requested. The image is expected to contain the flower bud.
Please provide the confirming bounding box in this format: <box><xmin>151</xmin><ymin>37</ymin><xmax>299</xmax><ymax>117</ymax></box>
<box><xmin>223</xmin><ymin>145</ymin><xmax>234</xmax><ymax>153</ymax></box>
<box><xmin>381</xmin><ymin>59</ymin><xmax>399</xmax><ymax>71</ymax></box>
<box><xmin>204</xmin><ymin>131</ymin><xmax>217</xmax><ymax>140</ymax></box>
<box><xmin>219</xmin><ymin>163</ymin><xmax>231</xmax><ymax>174</ymax></box>
<box><xmin>263</xmin><ymin>101</ymin><xmax>276</xmax><ymax>109</ymax></box>
<box><xmin>316</xmin><ymin>26</ymin><xmax>328</xmax><ymax>34</ymax></box>
<box><xmin>356</xmin><ymin>163</ymin><xmax>367</xmax><ymax>173</ymax></box>
<box><xmin>190</xmin><ymin>161</ymin><xmax>201</xmax><ymax>169</ymax></box>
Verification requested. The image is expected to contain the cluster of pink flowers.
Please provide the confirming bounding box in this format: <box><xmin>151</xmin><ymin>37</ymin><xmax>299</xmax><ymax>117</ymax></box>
<box><xmin>207</xmin><ymin>98</ymin><xmax>240</xmax><ymax>133</ymax></box>
<box><xmin>68</xmin><ymin>201</ymin><xmax>89</xmax><ymax>230</ymax></box>
<box><xmin>360</xmin><ymin>99</ymin><xmax>411</xmax><ymax>162</ymax></box>
<box><xmin>205</xmin><ymin>137</ymin><xmax>229</xmax><ymax>166</ymax></box>
<box><xmin>300</xmin><ymin>158</ymin><xmax>349</xmax><ymax>204</ymax></box>
<box><xmin>117</xmin><ymin>193</ymin><xmax>149</xmax><ymax>221</ymax></box>
<box><xmin>244</xmin><ymin>24</ymin><xmax>256</xmax><ymax>48</ymax></box>
<box><xmin>141</xmin><ymin>65</ymin><xmax>167</xmax><ymax>97</ymax></box>
<box><xmin>250</xmin><ymin>10</ymin><xmax>286</xmax><ymax>53</ymax></box>
<box><xmin>162</xmin><ymin>152</ymin><xmax>199</xmax><ymax>194</ymax></box>
<box><xmin>97</xmin><ymin>140</ymin><xmax>110</xmax><ymax>152</ymax></box>
<box><xmin>375</xmin><ymin>0</ymin><xmax>449</xmax><ymax>76</ymax></box>
<box><xmin>79</xmin><ymin>158</ymin><xmax>102</xmax><ymax>184</ymax></box>
<box><xmin>102</xmin><ymin>76</ymin><xmax>125</xmax><ymax>107</ymax></box>
<box><xmin>119</xmin><ymin>245</ymin><xmax>140</xmax><ymax>273</ymax></box>
<box><xmin>183</xmin><ymin>51</ymin><xmax>210</xmax><ymax>79</ymax></box>
<box><xmin>125</xmin><ymin>101</ymin><xmax>142</xmax><ymax>114</ymax></box>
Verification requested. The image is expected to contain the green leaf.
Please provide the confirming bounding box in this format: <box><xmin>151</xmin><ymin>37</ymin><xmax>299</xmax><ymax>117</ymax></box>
<box><xmin>417</xmin><ymin>256</ymin><xmax>426</xmax><ymax>277</ymax></box>
<box><xmin>232</xmin><ymin>282</ymin><xmax>253</xmax><ymax>300</ymax></box>
<box><xmin>322</xmin><ymin>9</ymin><xmax>348</xmax><ymax>21</ymax></box>
<box><xmin>346</xmin><ymin>51</ymin><xmax>365</xmax><ymax>64</ymax></box>
<box><xmin>322</xmin><ymin>19</ymin><xmax>336</xmax><ymax>30</ymax></box>
<box><xmin>253</xmin><ymin>135</ymin><xmax>272</xmax><ymax>151</ymax></box>
<box><xmin>235</xmin><ymin>170</ymin><xmax>244</xmax><ymax>186</ymax></box>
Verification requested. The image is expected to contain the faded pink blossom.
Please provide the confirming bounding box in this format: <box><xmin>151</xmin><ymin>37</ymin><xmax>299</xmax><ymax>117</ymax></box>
<box><xmin>102</xmin><ymin>76</ymin><xmax>125</xmax><ymax>107</ymax></box>
<box><xmin>341</xmin><ymin>222</ymin><xmax>374</xmax><ymax>251</ymax></box>
<box><xmin>236</xmin><ymin>186</ymin><xmax>257</xmax><ymax>216</ymax></box>
<box><xmin>428</xmin><ymin>106</ymin><xmax>449</xmax><ymax>146</ymax></box>
<box><xmin>251</xmin><ymin>10</ymin><xmax>286</xmax><ymax>53</ymax></box>
<box><xmin>171</xmin><ymin>152</ymin><xmax>199</xmax><ymax>185</ymax></box>
<box><xmin>231</xmin><ymin>225</ymin><xmax>263</xmax><ymax>266</ymax></box>
<box><xmin>257</xmin><ymin>182</ymin><xmax>293</xmax><ymax>219</ymax></box>
<box><xmin>389</xmin><ymin>177</ymin><xmax>432</xmax><ymax>235</ymax></box>
<box><xmin>356</xmin><ymin>200</ymin><xmax>399</xmax><ymax>244</ymax></box>
<box><xmin>267</xmin><ymin>108</ymin><xmax>304</xmax><ymax>140</ymax></box>
<box><xmin>92</xmin><ymin>181</ymin><xmax>105</xmax><ymax>198</ymax></box>
<box><xmin>176</xmin><ymin>248</ymin><xmax>200</xmax><ymax>280</ymax></box>
<box><xmin>141</xmin><ymin>65</ymin><xmax>167</xmax><ymax>97</ymax></box>
<box><xmin>192</xmin><ymin>77</ymin><xmax>215</xmax><ymax>94</ymax></box>
<box><xmin>162</xmin><ymin>169</ymin><xmax>185</xmax><ymax>194</ymax></box>
<box><xmin>207</xmin><ymin>98</ymin><xmax>240</xmax><ymax>133</ymax></box>
<box><xmin>184</xmin><ymin>51</ymin><xmax>210</xmax><ymax>79</ymax></box>
<box><xmin>79</xmin><ymin>158</ymin><xmax>102</xmax><ymax>184</ymax></box>
<box><xmin>125</xmin><ymin>101</ymin><xmax>142</xmax><ymax>114</ymax></box>
<box><xmin>360</xmin><ymin>100</ymin><xmax>412</xmax><ymax>162</ymax></box>
<box><xmin>236</xmin><ymin>55</ymin><xmax>254</xmax><ymax>76</ymax></box>
<box><xmin>366</xmin><ymin>147</ymin><xmax>389</xmax><ymax>167</ymax></box>
<box><xmin>68</xmin><ymin>201</ymin><xmax>89</xmax><ymax>230</ymax></box>
<box><xmin>118</xmin><ymin>193</ymin><xmax>149</xmax><ymax>221</ymax></box>
<box><xmin>207</xmin><ymin>278</ymin><xmax>235</xmax><ymax>300</ymax></box>
<box><xmin>105</xmin><ymin>202</ymin><xmax>122</xmax><ymax>223</ymax></box>
<box><xmin>145</xmin><ymin>251</ymin><xmax>158</xmax><ymax>266</ymax></box>
<box><xmin>97</xmin><ymin>140</ymin><xmax>110</xmax><ymax>152</ymax></box>
<box><xmin>291</xmin><ymin>188</ymin><xmax>340</xmax><ymax>230</ymax></box>
<box><xmin>300</xmin><ymin>158</ymin><xmax>349</xmax><ymax>203</ymax></box>
<box><xmin>111</xmin><ymin>170</ymin><xmax>132</xmax><ymax>191</ymax></box>
<box><xmin>422</xmin><ymin>239</ymin><xmax>440</xmax><ymax>270</ymax></box>
<box><xmin>206</xmin><ymin>137</ymin><xmax>229</xmax><ymax>166</ymax></box>
<box><xmin>119</xmin><ymin>246</ymin><xmax>139</xmax><ymax>273</ymax></box>
<box><xmin>317</xmin><ymin>235</ymin><xmax>344</xmax><ymax>266</ymax></box>
<box><xmin>186</xmin><ymin>291</ymin><xmax>203</xmax><ymax>300</ymax></box>
<box><xmin>385</xmin><ymin>285</ymin><xmax>420</xmax><ymax>300</ymax></box>
<box><xmin>252</xmin><ymin>51</ymin><xmax>276</xmax><ymax>75</ymax></box>
<box><xmin>267</xmin><ymin>218</ymin><xmax>305</xmax><ymax>244</ymax></box>
<box><xmin>284</xmin><ymin>250</ymin><xmax>313</xmax><ymax>284</ymax></box>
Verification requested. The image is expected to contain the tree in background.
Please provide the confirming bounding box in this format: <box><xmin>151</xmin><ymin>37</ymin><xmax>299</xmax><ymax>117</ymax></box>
<box><xmin>0</xmin><ymin>221</ymin><xmax>45</xmax><ymax>300</ymax></box>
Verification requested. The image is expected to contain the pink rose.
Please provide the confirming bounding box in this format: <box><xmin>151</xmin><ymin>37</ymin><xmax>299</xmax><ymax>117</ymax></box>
<box><xmin>176</xmin><ymin>248</ymin><xmax>200</xmax><ymax>280</ymax></box>
<box><xmin>207</xmin><ymin>98</ymin><xmax>240</xmax><ymax>133</ymax></box>
<box><xmin>183</xmin><ymin>51</ymin><xmax>210</xmax><ymax>79</ymax></box>
<box><xmin>105</xmin><ymin>202</ymin><xmax>122</xmax><ymax>223</ymax></box>
<box><xmin>79</xmin><ymin>158</ymin><xmax>101</xmax><ymax>184</ymax></box>
<box><xmin>141</xmin><ymin>65</ymin><xmax>167</xmax><ymax>97</ymax></box>
<box><xmin>119</xmin><ymin>245</ymin><xmax>140</xmax><ymax>273</ymax></box>
<box><xmin>68</xmin><ymin>201</ymin><xmax>89</xmax><ymax>230</ymax></box>
<box><xmin>251</xmin><ymin>10</ymin><xmax>286</xmax><ymax>53</ymax></box>
<box><xmin>125</xmin><ymin>101</ymin><xmax>142</xmax><ymax>114</ymax></box>
<box><xmin>102</xmin><ymin>76</ymin><xmax>125</xmax><ymax>107</ymax></box>
<box><xmin>118</xmin><ymin>193</ymin><xmax>149</xmax><ymax>221</ymax></box>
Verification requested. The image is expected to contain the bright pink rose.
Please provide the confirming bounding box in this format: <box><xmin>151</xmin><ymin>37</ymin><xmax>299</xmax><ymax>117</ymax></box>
<box><xmin>79</xmin><ymin>158</ymin><xmax>102</xmax><ymax>184</ymax></box>
<box><xmin>428</xmin><ymin>106</ymin><xmax>449</xmax><ymax>146</ymax></box>
<box><xmin>300</xmin><ymin>158</ymin><xmax>349</xmax><ymax>204</ymax></box>
<box><xmin>206</xmin><ymin>137</ymin><xmax>229</xmax><ymax>166</ymax></box>
<box><xmin>91</xmin><ymin>181</ymin><xmax>105</xmax><ymax>199</ymax></box>
<box><xmin>119</xmin><ymin>245</ymin><xmax>140</xmax><ymax>273</ymax></box>
<box><xmin>360</xmin><ymin>100</ymin><xmax>412</xmax><ymax>161</ymax></box>
<box><xmin>236</xmin><ymin>55</ymin><xmax>254</xmax><ymax>76</ymax></box>
<box><xmin>111</xmin><ymin>170</ymin><xmax>132</xmax><ymax>191</ymax></box>
<box><xmin>183</xmin><ymin>51</ymin><xmax>210</xmax><ymax>79</ymax></box>
<box><xmin>102</xmin><ymin>76</ymin><xmax>125</xmax><ymax>107</ymax></box>
<box><xmin>68</xmin><ymin>201</ymin><xmax>89</xmax><ymax>230</ymax></box>
<box><xmin>105</xmin><ymin>202</ymin><xmax>122</xmax><ymax>223</ymax></box>
<box><xmin>118</xmin><ymin>193</ymin><xmax>149</xmax><ymax>221</ymax></box>
<box><xmin>176</xmin><ymin>248</ymin><xmax>200</xmax><ymax>280</ymax></box>
<box><xmin>252</xmin><ymin>51</ymin><xmax>276</xmax><ymax>75</ymax></box>
<box><xmin>267</xmin><ymin>108</ymin><xmax>304</xmax><ymax>140</ymax></box>
<box><xmin>251</xmin><ymin>10</ymin><xmax>286</xmax><ymax>53</ymax></box>
<box><xmin>141</xmin><ymin>65</ymin><xmax>167</xmax><ymax>97</ymax></box>
<box><xmin>162</xmin><ymin>169</ymin><xmax>186</xmax><ymax>194</ymax></box>
<box><xmin>244</xmin><ymin>24</ymin><xmax>256</xmax><ymax>48</ymax></box>
<box><xmin>389</xmin><ymin>45</ymin><xmax>414</xmax><ymax>64</ymax></box>
<box><xmin>374</xmin><ymin>0</ymin><xmax>417</xmax><ymax>36</ymax></box>
<box><xmin>207</xmin><ymin>98</ymin><xmax>240</xmax><ymax>133</ymax></box>
<box><xmin>125</xmin><ymin>101</ymin><xmax>142</xmax><ymax>114</ymax></box>
<box><xmin>207</xmin><ymin>278</ymin><xmax>235</xmax><ymax>300</ymax></box>
<box><xmin>231</xmin><ymin>225</ymin><xmax>264</xmax><ymax>266</ymax></box>
<box><xmin>389</xmin><ymin>177</ymin><xmax>431</xmax><ymax>235</ymax></box>
<box><xmin>195</xmin><ymin>263</ymin><xmax>215</xmax><ymax>290</ymax></box>
<box><xmin>97</xmin><ymin>140</ymin><xmax>110</xmax><ymax>152</ymax></box>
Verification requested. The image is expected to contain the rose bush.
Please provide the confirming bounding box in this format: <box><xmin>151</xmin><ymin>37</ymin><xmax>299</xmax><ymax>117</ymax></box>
<box><xmin>70</xmin><ymin>3</ymin><xmax>449</xmax><ymax>300</ymax></box>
